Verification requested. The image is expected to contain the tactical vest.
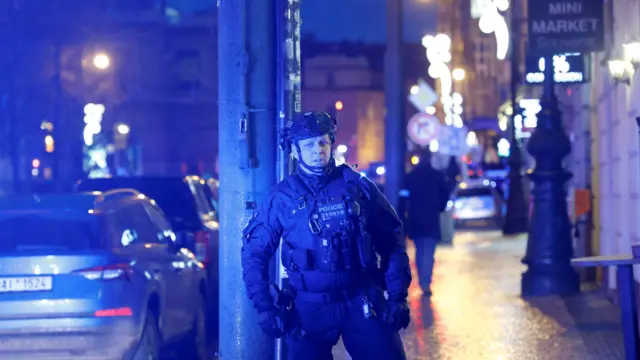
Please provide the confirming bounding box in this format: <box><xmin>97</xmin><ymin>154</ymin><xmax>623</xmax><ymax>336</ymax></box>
<box><xmin>280</xmin><ymin>167</ymin><xmax>377</xmax><ymax>276</ymax></box>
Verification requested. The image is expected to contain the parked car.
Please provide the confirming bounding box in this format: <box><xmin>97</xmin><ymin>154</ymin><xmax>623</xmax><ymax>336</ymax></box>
<box><xmin>75</xmin><ymin>176</ymin><xmax>220</xmax><ymax>345</ymax></box>
<box><xmin>0</xmin><ymin>190</ymin><xmax>208</xmax><ymax>360</ymax></box>
<box><xmin>206</xmin><ymin>178</ymin><xmax>219</xmax><ymax>206</ymax></box>
<box><xmin>452</xmin><ymin>179</ymin><xmax>505</xmax><ymax>228</ymax></box>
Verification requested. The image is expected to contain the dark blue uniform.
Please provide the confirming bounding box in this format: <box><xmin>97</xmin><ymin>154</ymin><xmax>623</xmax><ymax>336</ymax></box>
<box><xmin>242</xmin><ymin>162</ymin><xmax>411</xmax><ymax>360</ymax></box>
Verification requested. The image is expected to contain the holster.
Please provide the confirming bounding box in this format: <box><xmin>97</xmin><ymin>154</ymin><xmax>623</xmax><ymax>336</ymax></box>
<box><xmin>269</xmin><ymin>284</ymin><xmax>306</xmax><ymax>340</ymax></box>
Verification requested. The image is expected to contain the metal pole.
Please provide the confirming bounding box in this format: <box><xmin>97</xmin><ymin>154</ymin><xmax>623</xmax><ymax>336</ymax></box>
<box><xmin>7</xmin><ymin>1</ymin><xmax>20</xmax><ymax>194</ymax></box>
<box><xmin>384</xmin><ymin>0</ymin><xmax>405</xmax><ymax>211</ymax></box>
<box><xmin>521</xmin><ymin>54</ymin><xmax>579</xmax><ymax>296</ymax></box>
<box><xmin>218</xmin><ymin>0</ymin><xmax>277</xmax><ymax>358</ymax></box>
<box><xmin>502</xmin><ymin>0</ymin><xmax>529</xmax><ymax>234</ymax></box>
<box><xmin>53</xmin><ymin>42</ymin><xmax>62</xmax><ymax>192</ymax></box>
<box><xmin>274</xmin><ymin>0</ymin><xmax>301</xmax><ymax>359</ymax></box>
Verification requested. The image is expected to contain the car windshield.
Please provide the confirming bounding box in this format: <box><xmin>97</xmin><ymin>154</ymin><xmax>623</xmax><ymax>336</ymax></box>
<box><xmin>457</xmin><ymin>187</ymin><xmax>493</xmax><ymax>197</ymax></box>
<box><xmin>0</xmin><ymin>213</ymin><xmax>102</xmax><ymax>254</ymax></box>
<box><xmin>77</xmin><ymin>178</ymin><xmax>201</xmax><ymax>231</ymax></box>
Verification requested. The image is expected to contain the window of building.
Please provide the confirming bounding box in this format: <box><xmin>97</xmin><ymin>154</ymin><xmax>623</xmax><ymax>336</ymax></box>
<box><xmin>174</xmin><ymin>49</ymin><xmax>201</xmax><ymax>92</ymax></box>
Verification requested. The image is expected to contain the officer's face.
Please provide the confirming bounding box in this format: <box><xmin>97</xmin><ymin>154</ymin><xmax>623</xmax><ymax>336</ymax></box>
<box><xmin>294</xmin><ymin>135</ymin><xmax>332</xmax><ymax>167</ymax></box>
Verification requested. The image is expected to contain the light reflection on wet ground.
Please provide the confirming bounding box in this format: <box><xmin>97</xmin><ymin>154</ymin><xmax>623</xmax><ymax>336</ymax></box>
<box><xmin>333</xmin><ymin>231</ymin><xmax>623</xmax><ymax>360</ymax></box>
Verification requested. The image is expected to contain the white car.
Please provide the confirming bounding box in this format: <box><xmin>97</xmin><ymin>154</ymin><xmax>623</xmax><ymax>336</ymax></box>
<box><xmin>452</xmin><ymin>179</ymin><xmax>504</xmax><ymax>227</ymax></box>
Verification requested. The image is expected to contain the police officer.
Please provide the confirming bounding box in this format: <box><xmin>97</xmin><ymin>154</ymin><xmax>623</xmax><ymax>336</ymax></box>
<box><xmin>241</xmin><ymin>112</ymin><xmax>411</xmax><ymax>360</ymax></box>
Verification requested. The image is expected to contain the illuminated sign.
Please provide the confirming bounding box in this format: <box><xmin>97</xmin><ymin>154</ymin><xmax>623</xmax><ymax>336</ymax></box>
<box><xmin>513</xmin><ymin>99</ymin><xmax>541</xmax><ymax>139</ymax></box>
<box><xmin>519</xmin><ymin>99</ymin><xmax>541</xmax><ymax>129</ymax></box>
<box><xmin>527</xmin><ymin>0</ymin><xmax>605</xmax><ymax>53</ymax></box>
<box><xmin>524</xmin><ymin>53</ymin><xmax>589</xmax><ymax>84</ymax></box>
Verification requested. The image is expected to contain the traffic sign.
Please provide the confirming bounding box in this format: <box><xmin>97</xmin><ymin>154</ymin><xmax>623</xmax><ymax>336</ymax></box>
<box><xmin>407</xmin><ymin>78</ymin><xmax>438</xmax><ymax>112</ymax></box>
<box><xmin>437</xmin><ymin>125</ymin><xmax>469</xmax><ymax>156</ymax></box>
<box><xmin>407</xmin><ymin>112</ymin><xmax>440</xmax><ymax>147</ymax></box>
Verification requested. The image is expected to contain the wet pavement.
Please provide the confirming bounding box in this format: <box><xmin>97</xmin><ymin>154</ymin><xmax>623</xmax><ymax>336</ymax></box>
<box><xmin>333</xmin><ymin>231</ymin><xmax>626</xmax><ymax>360</ymax></box>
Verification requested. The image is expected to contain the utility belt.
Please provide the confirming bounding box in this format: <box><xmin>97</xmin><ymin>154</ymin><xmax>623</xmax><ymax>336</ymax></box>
<box><xmin>295</xmin><ymin>287</ymin><xmax>362</xmax><ymax>303</ymax></box>
<box><xmin>293</xmin><ymin>286</ymin><xmax>378</xmax><ymax>320</ymax></box>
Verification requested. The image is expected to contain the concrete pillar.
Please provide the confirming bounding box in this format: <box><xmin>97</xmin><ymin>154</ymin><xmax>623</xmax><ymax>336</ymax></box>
<box><xmin>384</xmin><ymin>0</ymin><xmax>405</xmax><ymax>211</ymax></box>
<box><xmin>218</xmin><ymin>0</ymin><xmax>277</xmax><ymax>358</ymax></box>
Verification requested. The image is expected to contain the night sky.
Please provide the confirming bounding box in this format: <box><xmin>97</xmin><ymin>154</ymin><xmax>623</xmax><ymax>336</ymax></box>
<box><xmin>301</xmin><ymin>0</ymin><xmax>437</xmax><ymax>44</ymax></box>
<box><xmin>175</xmin><ymin>0</ymin><xmax>437</xmax><ymax>44</ymax></box>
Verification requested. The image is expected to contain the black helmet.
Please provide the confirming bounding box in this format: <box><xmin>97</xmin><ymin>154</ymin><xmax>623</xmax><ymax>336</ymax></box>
<box><xmin>280</xmin><ymin>112</ymin><xmax>337</xmax><ymax>152</ymax></box>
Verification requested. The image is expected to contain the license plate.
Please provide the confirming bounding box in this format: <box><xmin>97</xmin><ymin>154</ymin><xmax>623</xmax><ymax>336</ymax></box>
<box><xmin>467</xmin><ymin>220</ymin><xmax>488</xmax><ymax>226</ymax></box>
<box><xmin>0</xmin><ymin>277</ymin><xmax>53</xmax><ymax>293</ymax></box>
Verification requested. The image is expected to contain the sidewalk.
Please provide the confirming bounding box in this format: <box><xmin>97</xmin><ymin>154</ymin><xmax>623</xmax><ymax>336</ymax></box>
<box><xmin>333</xmin><ymin>231</ymin><xmax>626</xmax><ymax>360</ymax></box>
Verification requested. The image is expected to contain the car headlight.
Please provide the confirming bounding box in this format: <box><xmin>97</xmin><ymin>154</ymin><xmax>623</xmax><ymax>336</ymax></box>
<box><xmin>446</xmin><ymin>200</ymin><xmax>454</xmax><ymax>211</ymax></box>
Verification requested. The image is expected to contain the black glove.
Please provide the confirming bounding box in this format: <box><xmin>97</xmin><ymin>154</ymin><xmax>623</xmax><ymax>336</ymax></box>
<box><xmin>257</xmin><ymin>308</ymin><xmax>285</xmax><ymax>338</ymax></box>
<box><xmin>383</xmin><ymin>300</ymin><xmax>410</xmax><ymax>331</ymax></box>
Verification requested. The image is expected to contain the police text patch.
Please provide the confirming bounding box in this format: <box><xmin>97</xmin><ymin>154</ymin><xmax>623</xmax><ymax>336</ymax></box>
<box><xmin>318</xmin><ymin>202</ymin><xmax>346</xmax><ymax>222</ymax></box>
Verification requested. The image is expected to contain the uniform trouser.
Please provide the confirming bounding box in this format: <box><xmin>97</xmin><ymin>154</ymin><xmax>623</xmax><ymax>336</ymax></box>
<box><xmin>285</xmin><ymin>287</ymin><xmax>407</xmax><ymax>360</ymax></box>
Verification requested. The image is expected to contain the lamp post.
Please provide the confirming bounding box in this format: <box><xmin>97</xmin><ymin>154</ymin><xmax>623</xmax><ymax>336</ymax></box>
<box><xmin>502</xmin><ymin>0</ymin><xmax>528</xmax><ymax>235</ymax></box>
<box><xmin>608</xmin><ymin>59</ymin><xmax>634</xmax><ymax>85</ymax></box>
<box><xmin>521</xmin><ymin>54</ymin><xmax>580</xmax><ymax>296</ymax></box>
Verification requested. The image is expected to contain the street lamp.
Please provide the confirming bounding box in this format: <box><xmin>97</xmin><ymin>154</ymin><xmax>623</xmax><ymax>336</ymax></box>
<box><xmin>93</xmin><ymin>53</ymin><xmax>110</xmax><ymax>70</ymax></box>
<box><xmin>452</xmin><ymin>68</ymin><xmax>466</xmax><ymax>81</ymax></box>
<box><xmin>623</xmin><ymin>41</ymin><xmax>640</xmax><ymax>69</ymax></box>
<box><xmin>116</xmin><ymin>123</ymin><xmax>130</xmax><ymax>135</ymax></box>
<box><xmin>608</xmin><ymin>59</ymin><xmax>634</xmax><ymax>85</ymax></box>
<box><xmin>521</xmin><ymin>52</ymin><xmax>580</xmax><ymax>296</ymax></box>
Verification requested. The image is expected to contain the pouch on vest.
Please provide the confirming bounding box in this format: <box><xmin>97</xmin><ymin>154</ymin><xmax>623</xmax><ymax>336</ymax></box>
<box><xmin>282</xmin><ymin>242</ymin><xmax>313</xmax><ymax>271</ymax></box>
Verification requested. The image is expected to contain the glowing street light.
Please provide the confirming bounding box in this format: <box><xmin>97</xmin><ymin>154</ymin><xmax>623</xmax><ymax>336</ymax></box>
<box><xmin>452</xmin><ymin>68</ymin><xmax>466</xmax><ymax>81</ymax></box>
<box><xmin>476</xmin><ymin>0</ymin><xmax>509</xmax><ymax>60</ymax></box>
<box><xmin>608</xmin><ymin>59</ymin><xmax>634</xmax><ymax>84</ymax></box>
<box><xmin>422</xmin><ymin>32</ymin><xmax>454</xmax><ymax>125</ymax></box>
<box><xmin>93</xmin><ymin>53</ymin><xmax>110</xmax><ymax>70</ymax></box>
<box><xmin>45</xmin><ymin>135</ymin><xmax>55</xmax><ymax>153</ymax></box>
<box><xmin>117</xmin><ymin>123</ymin><xmax>130</xmax><ymax>135</ymax></box>
<box><xmin>624</xmin><ymin>41</ymin><xmax>640</xmax><ymax>68</ymax></box>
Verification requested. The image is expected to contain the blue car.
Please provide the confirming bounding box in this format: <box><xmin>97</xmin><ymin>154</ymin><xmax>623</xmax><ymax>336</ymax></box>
<box><xmin>0</xmin><ymin>190</ymin><xmax>208</xmax><ymax>360</ymax></box>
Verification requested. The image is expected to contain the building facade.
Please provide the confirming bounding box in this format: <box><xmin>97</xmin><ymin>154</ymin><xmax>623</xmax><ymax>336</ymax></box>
<box><xmin>301</xmin><ymin>40</ymin><xmax>432</xmax><ymax>171</ymax></box>
<box><xmin>435</xmin><ymin>0</ymin><xmax>511</xmax><ymax>124</ymax></box>
<box><xmin>0</xmin><ymin>1</ymin><xmax>218</xmax><ymax>193</ymax></box>
<box><xmin>573</xmin><ymin>0</ymin><xmax>640</xmax><ymax>289</ymax></box>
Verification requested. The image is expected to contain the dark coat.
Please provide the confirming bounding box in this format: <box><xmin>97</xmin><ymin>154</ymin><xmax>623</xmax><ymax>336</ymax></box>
<box><xmin>402</xmin><ymin>164</ymin><xmax>450</xmax><ymax>240</ymax></box>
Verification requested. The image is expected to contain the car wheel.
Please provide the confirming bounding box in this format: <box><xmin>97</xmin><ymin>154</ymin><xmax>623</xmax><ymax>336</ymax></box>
<box><xmin>131</xmin><ymin>310</ymin><xmax>160</xmax><ymax>360</ymax></box>
<box><xmin>182</xmin><ymin>295</ymin><xmax>209</xmax><ymax>360</ymax></box>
